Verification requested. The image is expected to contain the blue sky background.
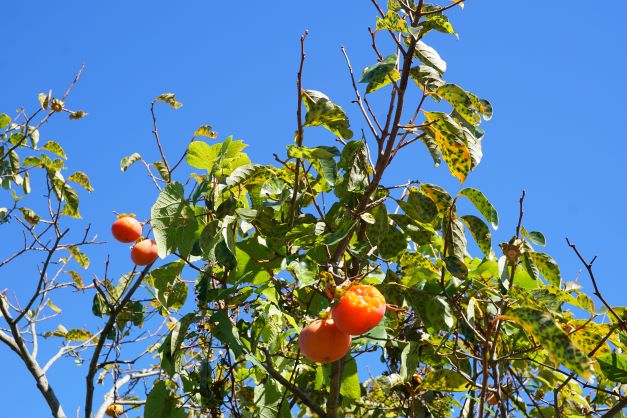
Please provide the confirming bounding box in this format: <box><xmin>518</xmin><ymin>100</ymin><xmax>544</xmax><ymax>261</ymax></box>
<box><xmin>1</xmin><ymin>1</ymin><xmax>626</xmax><ymax>416</ymax></box>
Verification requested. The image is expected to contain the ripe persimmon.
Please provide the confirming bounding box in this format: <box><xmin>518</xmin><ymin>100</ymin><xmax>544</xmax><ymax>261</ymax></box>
<box><xmin>105</xmin><ymin>403</ymin><xmax>123</xmax><ymax>417</ymax></box>
<box><xmin>131</xmin><ymin>239</ymin><xmax>158</xmax><ymax>266</ymax></box>
<box><xmin>298</xmin><ymin>319</ymin><xmax>351</xmax><ymax>363</ymax></box>
<box><xmin>111</xmin><ymin>216</ymin><xmax>142</xmax><ymax>243</ymax></box>
<box><xmin>331</xmin><ymin>284</ymin><xmax>386</xmax><ymax>335</ymax></box>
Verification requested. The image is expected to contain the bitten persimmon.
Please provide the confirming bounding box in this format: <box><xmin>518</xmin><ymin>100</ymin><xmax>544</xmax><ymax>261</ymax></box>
<box><xmin>131</xmin><ymin>239</ymin><xmax>158</xmax><ymax>266</ymax></box>
<box><xmin>331</xmin><ymin>284</ymin><xmax>386</xmax><ymax>335</ymax></box>
<box><xmin>111</xmin><ymin>216</ymin><xmax>142</xmax><ymax>243</ymax></box>
<box><xmin>105</xmin><ymin>403</ymin><xmax>123</xmax><ymax>417</ymax></box>
<box><xmin>298</xmin><ymin>319</ymin><xmax>351</xmax><ymax>363</ymax></box>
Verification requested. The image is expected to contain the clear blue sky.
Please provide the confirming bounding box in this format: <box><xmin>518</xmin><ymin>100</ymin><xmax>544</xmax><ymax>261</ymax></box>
<box><xmin>1</xmin><ymin>1</ymin><xmax>626</xmax><ymax>416</ymax></box>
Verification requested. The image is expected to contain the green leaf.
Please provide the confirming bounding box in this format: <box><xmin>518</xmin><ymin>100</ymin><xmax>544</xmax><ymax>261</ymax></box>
<box><xmin>210</xmin><ymin>311</ymin><xmax>246</xmax><ymax>357</ymax></box>
<box><xmin>597</xmin><ymin>353</ymin><xmax>627</xmax><ymax>383</ymax></box>
<box><xmin>378</xmin><ymin>226</ymin><xmax>406</xmax><ymax>260</ymax></box>
<box><xmin>155</xmin><ymin>93</ymin><xmax>183</xmax><ymax>109</ymax></box>
<box><xmin>340</xmin><ymin>358</ymin><xmax>361</xmax><ymax>401</ymax></box>
<box><xmin>68</xmin><ymin>245</ymin><xmax>90</xmax><ymax>269</ymax></box>
<box><xmin>359</xmin><ymin>54</ymin><xmax>400</xmax><ymax>94</ymax></box>
<box><xmin>413</xmin><ymin>295</ymin><xmax>454</xmax><ymax>331</ymax></box>
<box><xmin>150</xmin><ymin>182</ymin><xmax>188</xmax><ymax>258</ymax></box>
<box><xmin>400</xmin><ymin>342</ymin><xmax>421</xmax><ymax>380</ymax></box>
<box><xmin>421</xmin><ymin>132</ymin><xmax>442</xmax><ymax>166</ymax></box>
<box><xmin>399</xmin><ymin>187</ymin><xmax>438</xmax><ymax>224</ymax></box>
<box><xmin>420</xmin><ymin>183</ymin><xmax>453</xmax><ymax>212</ymax></box>
<box><xmin>120</xmin><ymin>152</ymin><xmax>142</xmax><ymax>172</ymax></box>
<box><xmin>413</xmin><ymin>41</ymin><xmax>446</xmax><ymax>74</ymax></box>
<box><xmin>254</xmin><ymin>379</ymin><xmax>288</xmax><ymax>418</ymax></box>
<box><xmin>527</xmin><ymin>252</ymin><xmax>561</xmax><ymax>287</ymax></box>
<box><xmin>151</xmin><ymin>261</ymin><xmax>187</xmax><ymax>311</ymax></box>
<box><xmin>502</xmin><ymin>307</ymin><xmax>592</xmax><ymax>379</ymax></box>
<box><xmin>0</xmin><ymin>113</ymin><xmax>10</xmax><ymax>129</ymax></box>
<box><xmin>421</xmin><ymin>13</ymin><xmax>456</xmax><ymax>36</ymax></box>
<box><xmin>287</xmin><ymin>257</ymin><xmax>319</xmax><ymax>288</ymax></box>
<box><xmin>436</xmin><ymin>84</ymin><xmax>481</xmax><ymax>126</ymax></box>
<box><xmin>421</xmin><ymin>369</ymin><xmax>471</xmax><ymax>391</ymax></box>
<box><xmin>444</xmin><ymin>255</ymin><xmax>468</xmax><ymax>279</ymax></box>
<box><xmin>521</xmin><ymin>226</ymin><xmax>546</xmax><ymax>246</ymax></box>
<box><xmin>19</xmin><ymin>207</ymin><xmax>40</xmax><ymax>226</ymax></box>
<box><xmin>302</xmin><ymin>90</ymin><xmax>353</xmax><ymax>139</ymax></box>
<box><xmin>459</xmin><ymin>187</ymin><xmax>499</xmax><ymax>229</ymax></box>
<box><xmin>65</xmin><ymin>328</ymin><xmax>93</xmax><ymax>342</ymax></box>
<box><xmin>187</xmin><ymin>138</ymin><xmax>250</xmax><ymax>176</ymax></box>
<box><xmin>423</xmin><ymin>112</ymin><xmax>470</xmax><ymax>182</ymax></box>
<box><xmin>287</xmin><ymin>145</ymin><xmax>340</xmax><ymax>160</ymax></box>
<box><xmin>409</xmin><ymin>65</ymin><xmax>445</xmax><ymax>92</ymax></box>
<box><xmin>68</xmin><ymin>172</ymin><xmax>93</xmax><ymax>192</ymax></box>
<box><xmin>41</xmin><ymin>141</ymin><xmax>67</xmax><ymax>159</ymax></box>
<box><xmin>324</xmin><ymin>220</ymin><xmax>356</xmax><ymax>246</ymax></box>
<box><xmin>194</xmin><ymin>124</ymin><xmax>218</xmax><ymax>138</ymax></box>
<box><xmin>460</xmin><ymin>215</ymin><xmax>492</xmax><ymax>259</ymax></box>
<box><xmin>447</xmin><ymin>218</ymin><xmax>467</xmax><ymax>261</ymax></box>
<box><xmin>144</xmin><ymin>380</ymin><xmax>187</xmax><ymax>418</ymax></box>
<box><xmin>376</xmin><ymin>10</ymin><xmax>408</xmax><ymax>33</ymax></box>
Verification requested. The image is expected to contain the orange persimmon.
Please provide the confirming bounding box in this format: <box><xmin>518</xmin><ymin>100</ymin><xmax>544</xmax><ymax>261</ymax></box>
<box><xmin>111</xmin><ymin>216</ymin><xmax>142</xmax><ymax>243</ymax></box>
<box><xmin>298</xmin><ymin>319</ymin><xmax>351</xmax><ymax>363</ymax></box>
<box><xmin>331</xmin><ymin>284</ymin><xmax>386</xmax><ymax>335</ymax></box>
<box><xmin>131</xmin><ymin>239</ymin><xmax>158</xmax><ymax>266</ymax></box>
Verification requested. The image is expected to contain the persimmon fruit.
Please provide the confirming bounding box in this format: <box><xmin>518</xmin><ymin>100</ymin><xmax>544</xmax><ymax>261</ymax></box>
<box><xmin>111</xmin><ymin>216</ymin><xmax>142</xmax><ymax>243</ymax></box>
<box><xmin>298</xmin><ymin>319</ymin><xmax>351</xmax><ymax>363</ymax></box>
<box><xmin>331</xmin><ymin>284</ymin><xmax>386</xmax><ymax>335</ymax></box>
<box><xmin>105</xmin><ymin>403</ymin><xmax>123</xmax><ymax>417</ymax></box>
<box><xmin>131</xmin><ymin>239</ymin><xmax>158</xmax><ymax>266</ymax></box>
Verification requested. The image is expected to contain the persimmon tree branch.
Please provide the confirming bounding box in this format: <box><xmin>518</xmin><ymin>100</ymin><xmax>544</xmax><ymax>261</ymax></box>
<box><xmin>0</xmin><ymin>294</ymin><xmax>67</xmax><ymax>418</ymax></box>
<box><xmin>261</xmin><ymin>348</ymin><xmax>327</xmax><ymax>417</ymax></box>
<box><xmin>84</xmin><ymin>263</ymin><xmax>154</xmax><ymax>418</ymax></box>
<box><xmin>288</xmin><ymin>30</ymin><xmax>309</xmax><ymax>228</ymax></box>
<box><xmin>566</xmin><ymin>238</ymin><xmax>626</xmax><ymax>330</ymax></box>
<box><xmin>93</xmin><ymin>369</ymin><xmax>161</xmax><ymax>418</ymax></box>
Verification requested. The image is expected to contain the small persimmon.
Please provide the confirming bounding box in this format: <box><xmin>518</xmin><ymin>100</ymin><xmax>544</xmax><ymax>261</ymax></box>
<box><xmin>298</xmin><ymin>319</ymin><xmax>351</xmax><ymax>363</ymax></box>
<box><xmin>131</xmin><ymin>239</ymin><xmax>158</xmax><ymax>266</ymax></box>
<box><xmin>105</xmin><ymin>403</ymin><xmax>123</xmax><ymax>417</ymax></box>
<box><xmin>111</xmin><ymin>216</ymin><xmax>142</xmax><ymax>243</ymax></box>
<box><xmin>331</xmin><ymin>284</ymin><xmax>386</xmax><ymax>335</ymax></box>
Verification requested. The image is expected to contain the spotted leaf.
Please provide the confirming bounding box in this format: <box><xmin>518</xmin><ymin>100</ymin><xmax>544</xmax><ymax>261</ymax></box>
<box><xmin>501</xmin><ymin>307</ymin><xmax>592</xmax><ymax>379</ymax></box>
<box><xmin>527</xmin><ymin>252</ymin><xmax>561</xmax><ymax>287</ymax></box>
<box><xmin>460</xmin><ymin>215</ymin><xmax>492</xmax><ymax>259</ymax></box>
<box><xmin>458</xmin><ymin>187</ymin><xmax>498</xmax><ymax>229</ymax></box>
<box><xmin>423</xmin><ymin>112</ymin><xmax>471</xmax><ymax>182</ymax></box>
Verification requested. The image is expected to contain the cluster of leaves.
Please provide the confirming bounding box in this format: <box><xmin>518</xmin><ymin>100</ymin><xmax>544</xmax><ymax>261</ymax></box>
<box><xmin>0</xmin><ymin>92</ymin><xmax>90</xmax><ymax>224</ymax></box>
<box><xmin>1</xmin><ymin>1</ymin><xmax>626</xmax><ymax>418</ymax></box>
<box><xmin>107</xmin><ymin>2</ymin><xmax>626</xmax><ymax>417</ymax></box>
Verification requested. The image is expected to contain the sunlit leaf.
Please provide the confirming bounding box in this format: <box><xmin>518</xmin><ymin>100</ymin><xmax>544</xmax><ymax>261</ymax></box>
<box><xmin>421</xmin><ymin>369</ymin><xmax>470</xmax><ymax>391</ymax></box>
<box><xmin>501</xmin><ymin>307</ymin><xmax>592</xmax><ymax>379</ymax></box>
<box><xmin>120</xmin><ymin>152</ymin><xmax>142</xmax><ymax>172</ymax></box>
<box><xmin>155</xmin><ymin>93</ymin><xmax>183</xmax><ymax>109</ymax></box>
<box><xmin>458</xmin><ymin>187</ymin><xmax>498</xmax><ymax>229</ymax></box>
<box><xmin>302</xmin><ymin>90</ymin><xmax>353</xmax><ymax>139</ymax></box>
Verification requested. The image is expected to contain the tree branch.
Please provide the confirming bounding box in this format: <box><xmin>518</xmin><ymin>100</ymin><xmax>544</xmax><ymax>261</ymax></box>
<box><xmin>84</xmin><ymin>264</ymin><xmax>153</xmax><ymax>418</ymax></box>
<box><xmin>0</xmin><ymin>294</ymin><xmax>67</xmax><ymax>418</ymax></box>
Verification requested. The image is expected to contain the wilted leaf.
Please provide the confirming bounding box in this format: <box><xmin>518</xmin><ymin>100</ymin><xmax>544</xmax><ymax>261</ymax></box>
<box><xmin>120</xmin><ymin>153</ymin><xmax>142</xmax><ymax>172</ymax></box>
<box><xmin>155</xmin><ymin>93</ymin><xmax>183</xmax><ymax>109</ymax></box>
